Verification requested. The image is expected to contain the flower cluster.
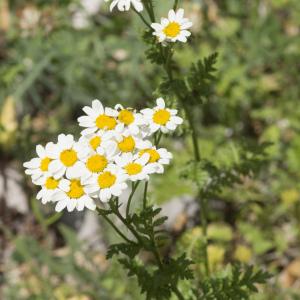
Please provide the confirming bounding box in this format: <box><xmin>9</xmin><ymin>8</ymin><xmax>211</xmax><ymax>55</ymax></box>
<box><xmin>104</xmin><ymin>0</ymin><xmax>192</xmax><ymax>44</ymax></box>
<box><xmin>24</xmin><ymin>98</ymin><xmax>183</xmax><ymax>212</ymax></box>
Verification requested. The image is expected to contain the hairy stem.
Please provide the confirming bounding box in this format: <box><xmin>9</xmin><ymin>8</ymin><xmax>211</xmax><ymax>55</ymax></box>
<box><xmin>133</xmin><ymin>8</ymin><xmax>152</xmax><ymax>29</ymax></box>
<box><xmin>96</xmin><ymin>207</ymin><xmax>134</xmax><ymax>244</ymax></box>
<box><xmin>161</xmin><ymin>48</ymin><xmax>209</xmax><ymax>276</ymax></box>
<box><xmin>173</xmin><ymin>0</ymin><xmax>179</xmax><ymax>10</ymax></box>
<box><xmin>126</xmin><ymin>182</ymin><xmax>140</xmax><ymax>218</ymax></box>
<box><xmin>143</xmin><ymin>181</ymin><xmax>149</xmax><ymax>209</ymax></box>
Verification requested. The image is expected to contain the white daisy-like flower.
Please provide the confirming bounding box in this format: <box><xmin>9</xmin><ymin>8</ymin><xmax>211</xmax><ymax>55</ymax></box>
<box><xmin>138</xmin><ymin>146</ymin><xmax>173</xmax><ymax>174</ymax></box>
<box><xmin>80</xmin><ymin>144</ymin><xmax>118</xmax><ymax>179</ymax></box>
<box><xmin>79</xmin><ymin>132</ymin><xmax>115</xmax><ymax>153</ymax></box>
<box><xmin>54</xmin><ymin>177</ymin><xmax>96</xmax><ymax>212</ymax></box>
<box><xmin>104</xmin><ymin>0</ymin><xmax>143</xmax><ymax>12</ymax></box>
<box><xmin>151</xmin><ymin>9</ymin><xmax>192</xmax><ymax>43</ymax></box>
<box><xmin>115</xmin><ymin>104</ymin><xmax>144</xmax><ymax>135</ymax></box>
<box><xmin>86</xmin><ymin>164</ymin><xmax>128</xmax><ymax>202</ymax></box>
<box><xmin>78</xmin><ymin>99</ymin><xmax>118</xmax><ymax>136</ymax></box>
<box><xmin>141</xmin><ymin>98</ymin><xmax>183</xmax><ymax>134</ymax></box>
<box><xmin>115</xmin><ymin>152</ymin><xmax>156</xmax><ymax>181</ymax></box>
<box><xmin>114</xmin><ymin>131</ymin><xmax>148</xmax><ymax>155</ymax></box>
<box><xmin>48</xmin><ymin>134</ymin><xmax>89</xmax><ymax>179</ymax></box>
<box><xmin>23</xmin><ymin>143</ymin><xmax>56</xmax><ymax>184</ymax></box>
<box><xmin>34</xmin><ymin>174</ymin><xmax>62</xmax><ymax>204</ymax></box>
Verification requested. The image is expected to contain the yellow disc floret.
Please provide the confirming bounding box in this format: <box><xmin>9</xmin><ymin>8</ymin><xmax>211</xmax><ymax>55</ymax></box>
<box><xmin>60</xmin><ymin>149</ymin><xmax>78</xmax><ymax>167</ymax></box>
<box><xmin>96</xmin><ymin>114</ymin><xmax>117</xmax><ymax>130</ymax></box>
<box><xmin>67</xmin><ymin>179</ymin><xmax>84</xmax><ymax>199</ymax></box>
<box><xmin>118</xmin><ymin>109</ymin><xmax>135</xmax><ymax>125</ymax></box>
<box><xmin>45</xmin><ymin>177</ymin><xmax>59</xmax><ymax>190</ymax></box>
<box><xmin>118</xmin><ymin>136</ymin><xmax>135</xmax><ymax>153</ymax></box>
<box><xmin>153</xmin><ymin>109</ymin><xmax>171</xmax><ymax>125</ymax></box>
<box><xmin>139</xmin><ymin>149</ymin><xmax>160</xmax><ymax>163</ymax></box>
<box><xmin>40</xmin><ymin>157</ymin><xmax>51</xmax><ymax>172</ymax></box>
<box><xmin>89</xmin><ymin>136</ymin><xmax>101</xmax><ymax>150</ymax></box>
<box><xmin>163</xmin><ymin>22</ymin><xmax>181</xmax><ymax>38</ymax></box>
<box><xmin>125</xmin><ymin>163</ymin><xmax>142</xmax><ymax>175</ymax></box>
<box><xmin>86</xmin><ymin>154</ymin><xmax>108</xmax><ymax>173</ymax></box>
<box><xmin>98</xmin><ymin>171</ymin><xmax>116</xmax><ymax>189</ymax></box>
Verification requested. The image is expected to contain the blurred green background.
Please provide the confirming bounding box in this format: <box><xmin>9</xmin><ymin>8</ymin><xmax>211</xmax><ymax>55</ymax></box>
<box><xmin>0</xmin><ymin>0</ymin><xmax>300</xmax><ymax>299</ymax></box>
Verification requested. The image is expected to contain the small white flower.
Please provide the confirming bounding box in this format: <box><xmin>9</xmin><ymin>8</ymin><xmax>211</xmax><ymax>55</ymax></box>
<box><xmin>105</xmin><ymin>0</ymin><xmax>143</xmax><ymax>12</ymax></box>
<box><xmin>23</xmin><ymin>143</ymin><xmax>55</xmax><ymax>184</ymax></box>
<box><xmin>114</xmin><ymin>131</ymin><xmax>148</xmax><ymax>155</ymax></box>
<box><xmin>86</xmin><ymin>164</ymin><xmax>128</xmax><ymax>202</ymax></box>
<box><xmin>115</xmin><ymin>152</ymin><xmax>156</xmax><ymax>181</ymax></box>
<box><xmin>80</xmin><ymin>146</ymin><xmax>117</xmax><ymax>179</ymax></box>
<box><xmin>115</xmin><ymin>104</ymin><xmax>145</xmax><ymax>135</ymax></box>
<box><xmin>78</xmin><ymin>99</ymin><xmax>118</xmax><ymax>136</ymax></box>
<box><xmin>141</xmin><ymin>98</ymin><xmax>183</xmax><ymax>134</ymax></box>
<box><xmin>48</xmin><ymin>134</ymin><xmax>89</xmax><ymax>179</ymax></box>
<box><xmin>34</xmin><ymin>175</ymin><xmax>62</xmax><ymax>204</ymax></box>
<box><xmin>54</xmin><ymin>178</ymin><xmax>96</xmax><ymax>212</ymax></box>
<box><xmin>151</xmin><ymin>9</ymin><xmax>192</xmax><ymax>43</ymax></box>
<box><xmin>79</xmin><ymin>132</ymin><xmax>117</xmax><ymax>154</ymax></box>
<box><xmin>138</xmin><ymin>146</ymin><xmax>173</xmax><ymax>174</ymax></box>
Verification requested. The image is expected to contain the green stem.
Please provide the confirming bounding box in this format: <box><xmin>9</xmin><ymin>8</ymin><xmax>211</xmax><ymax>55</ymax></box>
<box><xmin>143</xmin><ymin>181</ymin><xmax>149</xmax><ymax>209</ymax></box>
<box><xmin>96</xmin><ymin>207</ymin><xmax>134</xmax><ymax>244</ymax></box>
<box><xmin>133</xmin><ymin>8</ymin><xmax>152</xmax><ymax>29</ymax></box>
<box><xmin>162</xmin><ymin>48</ymin><xmax>209</xmax><ymax>276</ymax></box>
<box><xmin>145</xmin><ymin>0</ymin><xmax>155</xmax><ymax>22</ymax></box>
<box><xmin>199</xmin><ymin>196</ymin><xmax>210</xmax><ymax>275</ymax></box>
<box><xmin>172</xmin><ymin>286</ymin><xmax>185</xmax><ymax>300</ymax></box>
<box><xmin>173</xmin><ymin>0</ymin><xmax>179</xmax><ymax>10</ymax></box>
<box><xmin>126</xmin><ymin>182</ymin><xmax>140</xmax><ymax>218</ymax></box>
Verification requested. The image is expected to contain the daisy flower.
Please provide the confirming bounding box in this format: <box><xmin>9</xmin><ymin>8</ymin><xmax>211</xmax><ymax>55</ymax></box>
<box><xmin>141</xmin><ymin>98</ymin><xmax>183</xmax><ymax>134</ymax></box>
<box><xmin>34</xmin><ymin>175</ymin><xmax>62</xmax><ymax>204</ymax></box>
<box><xmin>115</xmin><ymin>104</ymin><xmax>144</xmax><ymax>135</ymax></box>
<box><xmin>86</xmin><ymin>164</ymin><xmax>128</xmax><ymax>202</ymax></box>
<box><xmin>23</xmin><ymin>143</ymin><xmax>56</xmax><ymax>184</ymax></box>
<box><xmin>79</xmin><ymin>132</ymin><xmax>114</xmax><ymax>153</ymax></box>
<box><xmin>54</xmin><ymin>177</ymin><xmax>96</xmax><ymax>212</ymax></box>
<box><xmin>80</xmin><ymin>145</ymin><xmax>118</xmax><ymax>179</ymax></box>
<box><xmin>48</xmin><ymin>134</ymin><xmax>89</xmax><ymax>179</ymax></box>
<box><xmin>104</xmin><ymin>0</ymin><xmax>143</xmax><ymax>12</ymax></box>
<box><xmin>78</xmin><ymin>99</ymin><xmax>118</xmax><ymax>136</ymax></box>
<box><xmin>151</xmin><ymin>9</ymin><xmax>193</xmax><ymax>43</ymax></box>
<box><xmin>138</xmin><ymin>146</ymin><xmax>173</xmax><ymax>174</ymax></box>
<box><xmin>115</xmin><ymin>152</ymin><xmax>156</xmax><ymax>181</ymax></box>
<box><xmin>114</xmin><ymin>131</ymin><xmax>148</xmax><ymax>155</ymax></box>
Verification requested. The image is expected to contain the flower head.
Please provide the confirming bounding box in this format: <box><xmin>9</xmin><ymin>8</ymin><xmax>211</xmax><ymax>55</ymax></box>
<box><xmin>48</xmin><ymin>134</ymin><xmax>89</xmax><ymax>179</ymax></box>
<box><xmin>105</xmin><ymin>0</ymin><xmax>143</xmax><ymax>12</ymax></box>
<box><xmin>115</xmin><ymin>152</ymin><xmax>156</xmax><ymax>181</ymax></box>
<box><xmin>78</xmin><ymin>99</ymin><xmax>118</xmax><ymax>136</ymax></box>
<box><xmin>23</xmin><ymin>143</ymin><xmax>55</xmax><ymax>184</ymax></box>
<box><xmin>55</xmin><ymin>177</ymin><xmax>96</xmax><ymax>212</ymax></box>
<box><xmin>151</xmin><ymin>9</ymin><xmax>192</xmax><ymax>44</ymax></box>
<box><xmin>86</xmin><ymin>164</ymin><xmax>128</xmax><ymax>202</ymax></box>
<box><xmin>141</xmin><ymin>98</ymin><xmax>183</xmax><ymax>134</ymax></box>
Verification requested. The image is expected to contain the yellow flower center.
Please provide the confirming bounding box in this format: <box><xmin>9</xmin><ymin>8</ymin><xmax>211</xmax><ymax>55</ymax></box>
<box><xmin>89</xmin><ymin>136</ymin><xmax>102</xmax><ymax>150</ymax></box>
<box><xmin>40</xmin><ymin>157</ymin><xmax>51</xmax><ymax>172</ymax></box>
<box><xmin>60</xmin><ymin>149</ymin><xmax>78</xmax><ymax>167</ymax></box>
<box><xmin>98</xmin><ymin>171</ymin><xmax>116</xmax><ymax>189</ymax></box>
<box><xmin>45</xmin><ymin>177</ymin><xmax>59</xmax><ymax>190</ymax></box>
<box><xmin>67</xmin><ymin>179</ymin><xmax>84</xmax><ymax>199</ymax></box>
<box><xmin>163</xmin><ymin>22</ymin><xmax>181</xmax><ymax>38</ymax></box>
<box><xmin>118</xmin><ymin>136</ymin><xmax>135</xmax><ymax>153</ymax></box>
<box><xmin>86</xmin><ymin>154</ymin><xmax>108</xmax><ymax>173</ymax></box>
<box><xmin>153</xmin><ymin>109</ymin><xmax>171</xmax><ymax>125</ymax></box>
<box><xmin>139</xmin><ymin>149</ymin><xmax>160</xmax><ymax>163</ymax></box>
<box><xmin>125</xmin><ymin>163</ymin><xmax>142</xmax><ymax>175</ymax></box>
<box><xmin>118</xmin><ymin>109</ymin><xmax>135</xmax><ymax>125</ymax></box>
<box><xmin>96</xmin><ymin>114</ymin><xmax>117</xmax><ymax>130</ymax></box>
